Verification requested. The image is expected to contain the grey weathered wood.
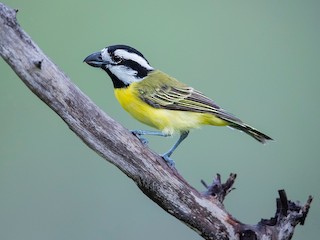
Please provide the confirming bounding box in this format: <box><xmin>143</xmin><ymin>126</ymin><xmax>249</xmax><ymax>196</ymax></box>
<box><xmin>0</xmin><ymin>3</ymin><xmax>312</xmax><ymax>240</ymax></box>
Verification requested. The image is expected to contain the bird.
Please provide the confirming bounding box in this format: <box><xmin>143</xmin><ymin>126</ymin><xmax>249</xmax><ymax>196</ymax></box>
<box><xmin>84</xmin><ymin>44</ymin><xmax>272</xmax><ymax>167</ymax></box>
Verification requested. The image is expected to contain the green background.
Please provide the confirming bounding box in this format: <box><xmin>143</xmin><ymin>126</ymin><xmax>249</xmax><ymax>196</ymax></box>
<box><xmin>1</xmin><ymin>1</ymin><xmax>319</xmax><ymax>239</ymax></box>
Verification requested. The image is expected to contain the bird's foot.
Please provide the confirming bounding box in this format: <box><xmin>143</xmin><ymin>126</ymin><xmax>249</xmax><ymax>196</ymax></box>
<box><xmin>131</xmin><ymin>130</ymin><xmax>149</xmax><ymax>145</ymax></box>
<box><xmin>161</xmin><ymin>153</ymin><xmax>176</xmax><ymax>168</ymax></box>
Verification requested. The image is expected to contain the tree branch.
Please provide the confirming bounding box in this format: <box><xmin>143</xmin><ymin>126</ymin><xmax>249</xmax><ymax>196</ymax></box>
<box><xmin>0</xmin><ymin>3</ymin><xmax>312</xmax><ymax>240</ymax></box>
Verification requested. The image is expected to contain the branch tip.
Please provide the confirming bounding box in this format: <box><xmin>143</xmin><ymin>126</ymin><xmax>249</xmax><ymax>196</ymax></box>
<box><xmin>278</xmin><ymin>189</ymin><xmax>289</xmax><ymax>216</ymax></box>
<box><xmin>201</xmin><ymin>173</ymin><xmax>237</xmax><ymax>203</ymax></box>
<box><xmin>258</xmin><ymin>189</ymin><xmax>313</xmax><ymax>237</ymax></box>
<box><xmin>299</xmin><ymin>195</ymin><xmax>313</xmax><ymax>225</ymax></box>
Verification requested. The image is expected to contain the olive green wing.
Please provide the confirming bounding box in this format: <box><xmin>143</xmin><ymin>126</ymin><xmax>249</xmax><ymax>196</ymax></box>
<box><xmin>137</xmin><ymin>70</ymin><xmax>241</xmax><ymax>123</ymax></box>
<box><xmin>137</xmin><ymin>70</ymin><xmax>273</xmax><ymax>143</ymax></box>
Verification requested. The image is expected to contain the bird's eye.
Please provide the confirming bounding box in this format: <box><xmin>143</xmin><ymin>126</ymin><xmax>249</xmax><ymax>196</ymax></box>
<box><xmin>113</xmin><ymin>55</ymin><xmax>122</xmax><ymax>63</ymax></box>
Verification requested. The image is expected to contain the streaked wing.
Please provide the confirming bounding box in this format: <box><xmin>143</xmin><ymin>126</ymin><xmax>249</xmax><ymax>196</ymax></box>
<box><xmin>139</xmin><ymin>73</ymin><xmax>241</xmax><ymax>123</ymax></box>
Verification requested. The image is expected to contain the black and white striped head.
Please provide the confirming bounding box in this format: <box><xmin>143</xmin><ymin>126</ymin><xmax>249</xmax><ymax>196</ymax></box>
<box><xmin>84</xmin><ymin>45</ymin><xmax>154</xmax><ymax>88</ymax></box>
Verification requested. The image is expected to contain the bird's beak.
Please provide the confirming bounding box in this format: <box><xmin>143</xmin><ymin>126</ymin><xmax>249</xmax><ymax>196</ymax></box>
<box><xmin>84</xmin><ymin>51</ymin><xmax>108</xmax><ymax>68</ymax></box>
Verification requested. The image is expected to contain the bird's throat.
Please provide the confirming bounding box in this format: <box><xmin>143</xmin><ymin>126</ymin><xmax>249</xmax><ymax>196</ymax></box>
<box><xmin>104</xmin><ymin>68</ymin><xmax>129</xmax><ymax>88</ymax></box>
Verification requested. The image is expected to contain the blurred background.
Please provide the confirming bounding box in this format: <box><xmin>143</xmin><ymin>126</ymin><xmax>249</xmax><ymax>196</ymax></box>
<box><xmin>1</xmin><ymin>1</ymin><xmax>319</xmax><ymax>239</ymax></box>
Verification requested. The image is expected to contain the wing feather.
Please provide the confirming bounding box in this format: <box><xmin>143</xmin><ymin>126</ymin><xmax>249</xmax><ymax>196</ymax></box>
<box><xmin>138</xmin><ymin>71</ymin><xmax>241</xmax><ymax>123</ymax></box>
<box><xmin>136</xmin><ymin>71</ymin><xmax>273</xmax><ymax>143</ymax></box>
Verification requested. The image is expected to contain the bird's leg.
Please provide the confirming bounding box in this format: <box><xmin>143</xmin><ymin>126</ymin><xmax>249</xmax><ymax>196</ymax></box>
<box><xmin>131</xmin><ymin>130</ymin><xmax>171</xmax><ymax>145</ymax></box>
<box><xmin>161</xmin><ymin>131</ymin><xmax>189</xmax><ymax>167</ymax></box>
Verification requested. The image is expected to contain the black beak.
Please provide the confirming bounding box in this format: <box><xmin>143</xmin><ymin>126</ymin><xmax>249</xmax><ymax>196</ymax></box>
<box><xmin>84</xmin><ymin>51</ymin><xmax>107</xmax><ymax>68</ymax></box>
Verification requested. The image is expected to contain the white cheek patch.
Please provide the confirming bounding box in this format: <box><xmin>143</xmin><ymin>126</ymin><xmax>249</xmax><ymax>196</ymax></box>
<box><xmin>114</xmin><ymin>49</ymin><xmax>154</xmax><ymax>70</ymax></box>
<box><xmin>109</xmin><ymin>65</ymin><xmax>144</xmax><ymax>85</ymax></box>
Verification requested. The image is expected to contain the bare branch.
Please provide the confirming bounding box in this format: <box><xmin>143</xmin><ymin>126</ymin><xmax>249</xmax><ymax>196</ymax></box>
<box><xmin>0</xmin><ymin>3</ymin><xmax>312</xmax><ymax>240</ymax></box>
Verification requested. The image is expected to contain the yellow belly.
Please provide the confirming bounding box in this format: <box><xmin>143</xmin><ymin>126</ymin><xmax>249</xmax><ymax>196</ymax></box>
<box><xmin>114</xmin><ymin>86</ymin><xmax>227</xmax><ymax>135</ymax></box>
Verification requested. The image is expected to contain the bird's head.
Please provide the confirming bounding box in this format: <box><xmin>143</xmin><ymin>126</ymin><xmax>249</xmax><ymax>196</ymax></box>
<box><xmin>84</xmin><ymin>45</ymin><xmax>154</xmax><ymax>88</ymax></box>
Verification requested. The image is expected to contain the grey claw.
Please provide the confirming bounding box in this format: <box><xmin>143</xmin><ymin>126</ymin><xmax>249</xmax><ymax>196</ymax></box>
<box><xmin>131</xmin><ymin>130</ymin><xmax>149</xmax><ymax>145</ymax></box>
<box><xmin>161</xmin><ymin>154</ymin><xmax>176</xmax><ymax>168</ymax></box>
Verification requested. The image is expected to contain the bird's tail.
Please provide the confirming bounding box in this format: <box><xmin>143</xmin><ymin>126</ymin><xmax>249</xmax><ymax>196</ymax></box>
<box><xmin>228</xmin><ymin>122</ymin><xmax>273</xmax><ymax>144</ymax></box>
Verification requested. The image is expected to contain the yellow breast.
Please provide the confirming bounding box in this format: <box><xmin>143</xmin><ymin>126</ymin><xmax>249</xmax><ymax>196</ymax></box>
<box><xmin>114</xmin><ymin>83</ymin><xmax>227</xmax><ymax>135</ymax></box>
<box><xmin>114</xmin><ymin>85</ymin><xmax>159</xmax><ymax>129</ymax></box>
